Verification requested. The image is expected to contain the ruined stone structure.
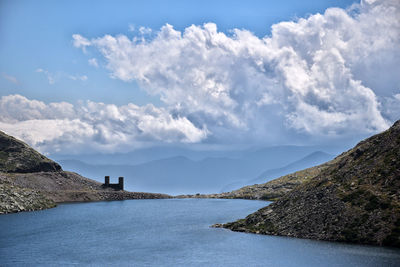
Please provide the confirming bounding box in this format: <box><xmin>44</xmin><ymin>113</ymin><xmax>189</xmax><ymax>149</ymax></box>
<box><xmin>103</xmin><ymin>176</ymin><xmax>124</xmax><ymax>190</ymax></box>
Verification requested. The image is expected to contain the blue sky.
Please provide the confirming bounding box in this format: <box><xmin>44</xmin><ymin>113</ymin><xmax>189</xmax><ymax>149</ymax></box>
<box><xmin>0</xmin><ymin>0</ymin><xmax>399</xmax><ymax>155</ymax></box>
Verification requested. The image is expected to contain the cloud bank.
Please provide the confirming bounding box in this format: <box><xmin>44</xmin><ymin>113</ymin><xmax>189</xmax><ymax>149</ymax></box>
<box><xmin>0</xmin><ymin>95</ymin><xmax>207</xmax><ymax>153</ymax></box>
<box><xmin>73</xmin><ymin>0</ymin><xmax>399</xmax><ymax>137</ymax></box>
<box><xmin>2</xmin><ymin>0</ymin><xmax>400</xmax><ymax>153</ymax></box>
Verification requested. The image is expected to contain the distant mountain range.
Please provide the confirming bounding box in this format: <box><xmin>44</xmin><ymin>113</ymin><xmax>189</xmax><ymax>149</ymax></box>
<box><xmin>251</xmin><ymin>151</ymin><xmax>333</xmax><ymax>184</ymax></box>
<box><xmin>58</xmin><ymin>146</ymin><xmax>335</xmax><ymax>195</ymax></box>
<box><xmin>220</xmin><ymin>151</ymin><xmax>333</xmax><ymax>192</ymax></box>
<box><xmin>54</xmin><ymin>144</ymin><xmax>346</xmax><ymax>165</ymax></box>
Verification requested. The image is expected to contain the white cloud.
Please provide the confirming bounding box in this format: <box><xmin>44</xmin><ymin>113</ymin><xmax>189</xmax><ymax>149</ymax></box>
<box><xmin>380</xmin><ymin>92</ymin><xmax>400</xmax><ymax>123</ymax></box>
<box><xmin>36</xmin><ymin>68</ymin><xmax>56</xmax><ymax>84</ymax></box>
<box><xmin>127</xmin><ymin>24</ymin><xmax>152</xmax><ymax>35</ymax></box>
<box><xmin>36</xmin><ymin>68</ymin><xmax>88</xmax><ymax>84</ymax></box>
<box><xmin>2</xmin><ymin>73</ymin><xmax>19</xmax><ymax>84</ymax></box>
<box><xmin>0</xmin><ymin>95</ymin><xmax>207</xmax><ymax>154</ymax></box>
<box><xmin>73</xmin><ymin>0</ymin><xmax>399</xmax><ymax>142</ymax></box>
<box><xmin>139</xmin><ymin>26</ymin><xmax>152</xmax><ymax>35</ymax></box>
<box><xmin>68</xmin><ymin>74</ymin><xmax>88</xmax><ymax>81</ymax></box>
<box><xmin>72</xmin><ymin>34</ymin><xmax>91</xmax><ymax>53</ymax></box>
<box><xmin>4</xmin><ymin>1</ymin><xmax>399</xmax><ymax>154</ymax></box>
<box><xmin>88</xmin><ymin>58</ymin><xmax>99</xmax><ymax>68</ymax></box>
<box><xmin>128</xmin><ymin>24</ymin><xmax>135</xmax><ymax>32</ymax></box>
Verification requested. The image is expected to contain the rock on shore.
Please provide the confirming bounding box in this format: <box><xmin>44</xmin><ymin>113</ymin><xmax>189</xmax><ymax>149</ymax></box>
<box><xmin>0</xmin><ymin>181</ymin><xmax>56</xmax><ymax>214</ymax></box>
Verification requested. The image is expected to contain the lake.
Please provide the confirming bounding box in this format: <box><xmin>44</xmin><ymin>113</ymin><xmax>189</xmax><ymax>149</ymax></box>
<box><xmin>1</xmin><ymin>199</ymin><xmax>400</xmax><ymax>266</ymax></box>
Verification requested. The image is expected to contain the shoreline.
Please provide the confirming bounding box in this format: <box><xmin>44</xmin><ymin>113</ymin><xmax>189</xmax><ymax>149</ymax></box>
<box><xmin>0</xmin><ymin>171</ymin><xmax>172</xmax><ymax>215</ymax></box>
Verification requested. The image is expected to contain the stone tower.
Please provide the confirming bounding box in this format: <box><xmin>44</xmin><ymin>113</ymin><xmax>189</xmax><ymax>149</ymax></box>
<box><xmin>118</xmin><ymin>177</ymin><xmax>124</xmax><ymax>191</ymax></box>
<box><xmin>103</xmin><ymin>176</ymin><xmax>123</xmax><ymax>190</ymax></box>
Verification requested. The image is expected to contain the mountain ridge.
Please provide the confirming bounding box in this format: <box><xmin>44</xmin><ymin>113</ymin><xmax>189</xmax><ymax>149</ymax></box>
<box><xmin>250</xmin><ymin>151</ymin><xmax>333</xmax><ymax>184</ymax></box>
<box><xmin>59</xmin><ymin>147</ymin><xmax>334</xmax><ymax>195</ymax></box>
<box><xmin>218</xmin><ymin>151</ymin><xmax>333</xmax><ymax>193</ymax></box>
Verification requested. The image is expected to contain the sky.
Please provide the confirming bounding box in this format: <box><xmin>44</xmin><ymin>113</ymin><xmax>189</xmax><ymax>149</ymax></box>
<box><xmin>0</xmin><ymin>0</ymin><xmax>399</xmax><ymax>155</ymax></box>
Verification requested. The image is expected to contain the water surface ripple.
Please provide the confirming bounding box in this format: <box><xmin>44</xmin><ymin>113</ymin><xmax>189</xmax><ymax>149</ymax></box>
<box><xmin>1</xmin><ymin>199</ymin><xmax>400</xmax><ymax>266</ymax></box>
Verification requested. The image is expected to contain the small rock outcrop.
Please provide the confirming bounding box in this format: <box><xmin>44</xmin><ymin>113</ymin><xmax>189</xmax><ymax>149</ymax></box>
<box><xmin>219</xmin><ymin>120</ymin><xmax>400</xmax><ymax>247</ymax></box>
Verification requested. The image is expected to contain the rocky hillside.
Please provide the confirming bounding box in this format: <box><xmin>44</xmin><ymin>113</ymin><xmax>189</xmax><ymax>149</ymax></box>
<box><xmin>0</xmin><ymin>131</ymin><xmax>61</xmax><ymax>173</ymax></box>
<box><xmin>218</xmin><ymin>120</ymin><xmax>400</xmax><ymax>247</ymax></box>
<box><xmin>0</xmin><ymin>131</ymin><xmax>171</xmax><ymax>214</ymax></box>
<box><xmin>177</xmin><ymin>158</ymin><xmax>338</xmax><ymax>200</ymax></box>
<box><xmin>179</xmin><ymin>163</ymin><xmax>330</xmax><ymax>200</ymax></box>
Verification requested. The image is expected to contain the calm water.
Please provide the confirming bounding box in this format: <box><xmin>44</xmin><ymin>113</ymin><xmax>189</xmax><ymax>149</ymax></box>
<box><xmin>1</xmin><ymin>199</ymin><xmax>400</xmax><ymax>266</ymax></box>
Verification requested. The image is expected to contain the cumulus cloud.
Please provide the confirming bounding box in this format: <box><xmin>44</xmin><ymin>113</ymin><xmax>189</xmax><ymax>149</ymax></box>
<box><xmin>73</xmin><ymin>0</ymin><xmax>399</xmax><ymax>142</ymax></box>
<box><xmin>138</xmin><ymin>26</ymin><xmax>152</xmax><ymax>35</ymax></box>
<box><xmin>0</xmin><ymin>95</ymin><xmax>207</xmax><ymax>154</ymax></box>
<box><xmin>72</xmin><ymin>34</ymin><xmax>91</xmax><ymax>53</ymax></box>
<box><xmin>3</xmin><ymin>0</ymin><xmax>399</xmax><ymax>154</ymax></box>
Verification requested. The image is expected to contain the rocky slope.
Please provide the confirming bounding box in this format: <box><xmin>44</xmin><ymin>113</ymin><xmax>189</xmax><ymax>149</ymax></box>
<box><xmin>178</xmin><ymin>163</ymin><xmax>330</xmax><ymax>200</ymax></box>
<box><xmin>0</xmin><ymin>131</ymin><xmax>61</xmax><ymax>173</ymax></box>
<box><xmin>0</xmin><ymin>180</ymin><xmax>56</xmax><ymax>214</ymax></box>
<box><xmin>217</xmin><ymin>120</ymin><xmax>400</xmax><ymax>247</ymax></box>
<box><xmin>0</xmin><ymin>131</ymin><xmax>171</xmax><ymax>214</ymax></box>
<box><xmin>177</xmin><ymin>157</ymin><xmax>339</xmax><ymax>200</ymax></box>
